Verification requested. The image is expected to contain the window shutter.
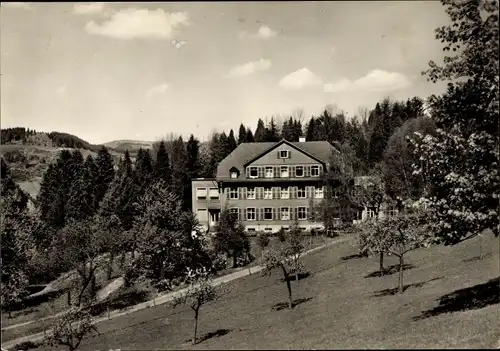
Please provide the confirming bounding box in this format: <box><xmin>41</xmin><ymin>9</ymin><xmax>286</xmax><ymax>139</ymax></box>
<box><xmin>294</xmin><ymin>207</ymin><xmax>298</xmax><ymax>220</ymax></box>
<box><xmin>288</xmin><ymin>186</ymin><xmax>293</xmax><ymax>199</ymax></box>
<box><xmin>238</xmin><ymin>208</ymin><xmax>241</xmax><ymax>221</ymax></box>
<box><xmin>290</xmin><ymin>166</ymin><xmax>296</xmax><ymax>178</ymax></box>
<box><xmin>305</xmin><ymin>207</ymin><xmax>309</xmax><ymax>220</ymax></box>
<box><xmin>277</xmin><ymin>207</ymin><xmax>281</xmax><ymax>220</ymax></box>
<box><xmin>238</xmin><ymin>187</ymin><xmax>243</xmax><ymax>199</ymax></box>
<box><xmin>243</xmin><ymin>187</ymin><xmax>248</xmax><ymax>199</ymax></box>
<box><xmin>277</xmin><ymin>151</ymin><xmax>280</xmax><ymax>159</ymax></box>
<box><xmin>273</xmin><ymin>207</ymin><xmax>277</xmax><ymax>220</ymax></box>
<box><xmin>258</xmin><ymin>167</ymin><xmax>264</xmax><ymax>178</ymax></box>
<box><xmin>276</xmin><ymin>187</ymin><xmax>281</xmax><ymax>199</ymax></box>
<box><xmin>243</xmin><ymin>208</ymin><xmax>247</xmax><ymax>221</ymax></box>
<box><xmin>246</xmin><ymin>167</ymin><xmax>250</xmax><ymax>178</ymax></box>
<box><xmin>274</xmin><ymin>166</ymin><xmax>280</xmax><ymax>178</ymax></box>
<box><xmin>305</xmin><ymin>166</ymin><xmax>311</xmax><ymax>177</ymax></box>
<box><xmin>260</xmin><ymin>208</ymin><xmax>264</xmax><ymax>221</ymax></box>
<box><xmin>288</xmin><ymin>150</ymin><xmax>292</xmax><ymax>159</ymax></box>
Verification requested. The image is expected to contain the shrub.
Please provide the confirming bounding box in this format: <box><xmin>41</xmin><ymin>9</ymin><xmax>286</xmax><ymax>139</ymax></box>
<box><xmin>258</xmin><ymin>233</ymin><xmax>270</xmax><ymax>249</ymax></box>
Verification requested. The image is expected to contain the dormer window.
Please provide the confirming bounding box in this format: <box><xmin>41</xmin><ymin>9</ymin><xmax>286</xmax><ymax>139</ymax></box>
<box><xmin>249</xmin><ymin>167</ymin><xmax>258</xmax><ymax>178</ymax></box>
<box><xmin>229</xmin><ymin>167</ymin><xmax>240</xmax><ymax>179</ymax></box>
<box><xmin>279</xmin><ymin>150</ymin><xmax>290</xmax><ymax>159</ymax></box>
<box><xmin>231</xmin><ymin>172</ymin><xmax>238</xmax><ymax>179</ymax></box>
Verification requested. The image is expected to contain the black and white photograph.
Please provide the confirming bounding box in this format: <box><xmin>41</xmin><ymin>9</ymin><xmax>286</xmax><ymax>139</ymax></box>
<box><xmin>1</xmin><ymin>1</ymin><xmax>499</xmax><ymax>349</ymax></box>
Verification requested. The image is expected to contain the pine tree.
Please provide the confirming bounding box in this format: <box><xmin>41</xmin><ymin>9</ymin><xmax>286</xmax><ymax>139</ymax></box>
<box><xmin>265</xmin><ymin>117</ymin><xmax>280</xmax><ymax>142</ymax></box>
<box><xmin>306</xmin><ymin>117</ymin><xmax>316</xmax><ymax>141</ymax></box>
<box><xmin>227</xmin><ymin>129</ymin><xmax>237</xmax><ymax>153</ymax></box>
<box><xmin>154</xmin><ymin>140</ymin><xmax>172</xmax><ymax>184</ymax></box>
<box><xmin>134</xmin><ymin>148</ymin><xmax>154</xmax><ymax>190</ymax></box>
<box><xmin>186</xmin><ymin>134</ymin><xmax>200</xmax><ymax>180</ymax></box>
<box><xmin>254</xmin><ymin>119</ymin><xmax>266</xmax><ymax>142</ymax></box>
<box><xmin>281</xmin><ymin>117</ymin><xmax>294</xmax><ymax>141</ymax></box>
<box><xmin>170</xmin><ymin>137</ymin><xmax>190</xmax><ymax>210</ymax></box>
<box><xmin>66</xmin><ymin>155</ymin><xmax>98</xmax><ymax>221</ymax></box>
<box><xmin>237</xmin><ymin>124</ymin><xmax>247</xmax><ymax>144</ymax></box>
<box><xmin>94</xmin><ymin>146</ymin><xmax>115</xmax><ymax>207</ymax></box>
<box><xmin>245</xmin><ymin>128</ymin><xmax>255</xmax><ymax>143</ymax></box>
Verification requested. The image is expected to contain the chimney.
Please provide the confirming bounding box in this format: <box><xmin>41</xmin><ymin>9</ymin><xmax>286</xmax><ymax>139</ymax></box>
<box><xmin>299</xmin><ymin>136</ymin><xmax>306</xmax><ymax>142</ymax></box>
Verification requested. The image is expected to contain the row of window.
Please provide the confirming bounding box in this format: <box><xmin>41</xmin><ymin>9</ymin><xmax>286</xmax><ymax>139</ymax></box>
<box><xmin>201</xmin><ymin>207</ymin><xmax>310</xmax><ymax>221</ymax></box>
<box><xmin>196</xmin><ymin>186</ymin><xmax>339</xmax><ymax>200</ymax></box>
<box><xmin>236</xmin><ymin>164</ymin><xmax>322</xmax><ymax>179</ymax></box>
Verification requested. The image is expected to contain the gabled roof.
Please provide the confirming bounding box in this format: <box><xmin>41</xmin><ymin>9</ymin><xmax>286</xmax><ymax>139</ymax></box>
<box><xmin>216</xmin><ymin>140</ymin><xmax>339</xmax><ymax>180</ymax></box>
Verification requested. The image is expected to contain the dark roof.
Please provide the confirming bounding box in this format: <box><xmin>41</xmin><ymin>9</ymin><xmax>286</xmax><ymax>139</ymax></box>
<box><xmin>216</xmin><ymin>140</ymin><xmax>339</xmax><ymax>180</ymax></box>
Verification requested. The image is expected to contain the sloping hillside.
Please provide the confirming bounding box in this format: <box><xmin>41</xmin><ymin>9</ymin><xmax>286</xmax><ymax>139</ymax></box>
<box><xmin>103</xmin><ymin>140</ymin><xmax>154</xmax><ymax>155</ymax></box>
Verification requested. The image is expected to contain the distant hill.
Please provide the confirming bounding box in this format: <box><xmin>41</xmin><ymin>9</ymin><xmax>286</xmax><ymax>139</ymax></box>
<box><xmin>103</xmin><ymin>139</ymin><xmax>154</xmax><ymax>155</ymax></box>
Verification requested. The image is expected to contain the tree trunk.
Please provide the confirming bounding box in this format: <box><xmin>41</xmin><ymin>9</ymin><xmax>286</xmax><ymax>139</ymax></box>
<box><xmin>282</xmin><ymin>266</ymin><xmax>293</xmax><ymax>309</ymax></box>
<box><xmin>120</xmin><ymin>252</ymin><xmax>126</xmax><ymax>269</ymax></box>
<box><xmin>379</xmin><ymin>251</ymin><xmax>385</xmax><ymax>274</ymax></box>
<box><xmin>398</xmin><ymin>255</ymin><xmax>404</xmax><ymax>294</ymax></box>
<box><xmin>67</xmin><ymin>289</ymin><xmax>72</xmax><ymax>307</ymax></box>
<box><xmin>107</xmin><ymin>252</ymin><xmax>114</xmax><ymax>280</ymax></box>
<box><xmin>232</xmin><ymin>253</ymin><xmax>237</xmax><ymax>268</ymax></box>
<box><xmin>192</xmin><ymin>308</ymin><xmax>199</xmax><ymax>345</ymax></box>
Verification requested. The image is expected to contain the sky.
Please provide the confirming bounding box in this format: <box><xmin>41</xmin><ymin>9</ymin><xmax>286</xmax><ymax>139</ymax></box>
<box><xmin>1</xmin><ymin>1</ymin><xmax>451</xmax><ymax>144</ymax></box>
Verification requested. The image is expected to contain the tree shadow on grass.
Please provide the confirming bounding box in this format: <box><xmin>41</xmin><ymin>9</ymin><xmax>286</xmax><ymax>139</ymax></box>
<box><xmin>413</xmin><ymin>277</ymin><xmax>500</xmax><ymax>321</ymax></box>
<box><xmin>88</xmin><ymin>289</ymin><xmax>150</xmax><ymax>316</ymax></box>
<box><xmin>364</xmin><ymin>264</ymin><xmax>417</xmax><ymax>278</ymax></box>
<box><xmin>280</xmin><ymin>272</ymin><xmax>311</xmax><ymax>283</ymax></box>
<box><xmin>372</xmin><ymin>277</ymin><xmax>443</xmax><ymax>297</ymax></box>
<box><xmin>341</xmin><ymin>253</ymin><xmax>368</xmax><ymax>261</ymax></box>
<box><xmin>272</xmin><ymin>297</ymin><xmax>313</xmax><ymax>311</ymax></box>
<box><xmin>462</xmin><ymin>253</ymin><xmax>492</xmax><ymax>263</ymax></box>
<box><xmin>183</xmin><ymin>329</ymin><xmax>232</xmax><ymax>344</ymax></box>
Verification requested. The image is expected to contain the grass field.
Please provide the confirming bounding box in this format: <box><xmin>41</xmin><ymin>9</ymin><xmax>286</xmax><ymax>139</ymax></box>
<box><xmin>21</xmin><ymin>230</ymin><xmax>499</xmax><ymax>350</ymax></box>
<box><xmin>1</xmin><ymin>234</ymin><xmax>332</xmax><ymax>344</ymax></box>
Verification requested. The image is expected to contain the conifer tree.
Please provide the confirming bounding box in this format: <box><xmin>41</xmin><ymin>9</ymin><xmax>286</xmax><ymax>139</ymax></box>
<box><xmin>154</xmin><ymin>140</ymin><xmax>172</xmax><ymax>184</ymax></box>
<box><xmin>254</xmin><ymin>118</ymin><xmax>266</xmax><ymax>142</ymax></box>
<box><xmin>94</xmin><ymin>146</ymin><xmax>115</xmax><ymax>207</ymax></box>
<box><xmin>227</xmin><ymin>129</ymin><xmax>237</xmax><ymax>153</ymax></box>
<box><xmin>186</xmin><ymin>134</ymin><xmax>201</xmax><ymax>181</ymax></box>
<box><xmin>66</xmin><ymin>155</ymin><xmax>98</xmax><ymax>221</ymax></box>
<box><xmin>237</xmin><ymin>124</ymin><xmax>247</xmax><ymax>144</ymax></box>
<box><xmin>245</xmin><ymin>128</ymin><xmax>255</xmax><ymax>143</ymax></box>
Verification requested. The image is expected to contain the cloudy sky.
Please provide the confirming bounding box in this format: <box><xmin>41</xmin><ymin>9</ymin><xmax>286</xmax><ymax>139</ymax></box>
<box><xmin>1</xmin><ymin>1</ymin><xmax>450</xmax><ymax>144</ymax></box>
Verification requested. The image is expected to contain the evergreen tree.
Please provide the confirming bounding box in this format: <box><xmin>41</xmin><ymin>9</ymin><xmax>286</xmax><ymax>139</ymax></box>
<box><xmin>265</xmin><ymin>117</ymin><xmax>280</xmax><ymax>142</ymax></box>
<box><xmin>306</xmin><ymin>117</ymin><xmax>316</xmax><ymax>141</ymax></box>
<box><xmin>154</xmin><ymin>140</ymin><xmax>172</xmax><ymax>184</ymax></box>
<box><xmin>237</xmin><ymin>124</ymin><xmax>247</xmax><ymax>144</ymax></box>
<box><xmin>66</xmin><ymin>155</ymin><xmax>98</xmax><ymax>221</ymax></box>
<box><xmin>1</xmin><ymin>158</ymin><xmax>28</xmax><ymax>212</ymax></box>
<box><xmin>254</xmin><ymin>118</ymin><xmax>266</xmax><ymax>142</ymax></box>
<box><xmin>227</xmin><ymin>129</ymin><xmax>237</xmax><ymax>153</ymax></box>
<box><xmin>186</xmin><ymin>134</ymin><xmax>201</xmax><ymax>181</ymax></box>
<box><xmin>245</xmin><ymin>128</ymin><xmax>255</xmax><ymax>143</ymax></box>
<box><xmin>134</xmin><ymin>148</ymin><xmax>154</xmax><ymax>190</ymax></box>
<box><xmin>170</xmin><ymin>136</ymin><xmax>190</xmax><ymax>210</ymax></box>
<box><xmin>281</xmin><ymin>117</ymin><xmax>295</xmax><ymax>141</ymax></box>
<box><xmin>94</xmin><ymin>146</ymin><xmax>115</xmax><ymax>207</ymax></box>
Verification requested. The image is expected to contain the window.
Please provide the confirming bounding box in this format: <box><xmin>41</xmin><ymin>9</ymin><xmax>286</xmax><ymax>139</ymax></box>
<box><xmin>231</xmin><ymin>172</ymin><xmax>238</xmax><ymax>179</ymax></box>
<box><xmin>311</xmin><ymin>166</ymin><xmax>320</xmax><ymax>177</ymax></box>
<box><xmin>249</xmin><ymin>167</ymin><xmax>258</xmax><ymax>178</ymax></box>
<box><xmin>197</xmin><ymin>209</ymin><xmax>208</xmax><ymax>221</ymax></box>
<box><xmin>247</xmin><ymin>228</ymin><xmax>256</xmax><ymax>232</ymax></box>
<box><xmin>209</xmin><ymin>188</ymin><xmax>219</xmax><ymax>199</ymax></box>
<box><xmin>247</xmin><ymin>208</ymin><xmax>256</xmax><ymax>221</ymax></box>
<box><xmin>279</xmin><ymin>150</ymin><xmax>289</xmax><ymax>159</ymax></box>
<box><xmin>265</xmin><ymin>227</ymin><xmax>273</xmax><ymax>232</ymax></box>
<box><xmin>247</xmin><ymin>187</ymin><xmax>256</xmax><ymax>199</ymax></box>
<box><xmin>264</xmin><ymin>187</ymin><xmax>273</xmax><ymax>199</ymax></box>
<box><xmin>265</xmin><ymin>167</ymin><xmax>274</xmax><ymax>178</ymax></box>
<box><xmin>280</xmin><ymin>187</ymin><xmax>289</xmax><ymax>199</ymax></box>
<box><xmin>298</xmin><ymin>207</ymin><xmax>307</xmax><ymax>220</ymax></box>
<box><xmin>196</xmin><ymin>187</ymin><xmax>207</xmax><ymax>199</ymax></box>
<box><xmin>332</xmin><ymin>189</ymin><xmax>339</xmax><ymax>199</ymax></box>
<box><xmin>366</xmin><ymin>209</ymin><xmax>375</xmax><ymax>219</ymax></box>
<box><xmin>295</xmin><ymin>166</ymin><xmax>304</xmax><ymax>177</ymax></box>
<box><xmin>229</xmin><ymin>208</ymin><xmax>239</xmax><ymax>217</ymax></box>
<box><xmin>315</xmin><ymin>186</ymin><xmax>324</xmax><ymax>199</ymax></box>
<box><xmin>297</xmin><ymin>186</ymin><xmax>306</xmax><ymax>199</ymax></box>
<box><xmin>264</xmin><ymin>208</ymin><xmax>273</xmax><ymax>220</ymax></box>
<box><xmin>280</xmin><ymin>166</ymin><xmax>289</xmax><ymax>178</ymax></box>
<box><xmin>281</xmin><ymin>207</ymin><xmax>290</xmax><ymax>220</ymax></box>
<box><xmin>229</xmin><ymin>188</ymin><xmax>238</xmax><ymax>199</ymax></box>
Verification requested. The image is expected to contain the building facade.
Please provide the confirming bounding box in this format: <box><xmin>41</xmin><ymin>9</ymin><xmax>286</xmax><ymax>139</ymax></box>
<box><xmin>192</xmin><ymin>139</ymin><xmax>339</xmax><ymax>233</ymax></box>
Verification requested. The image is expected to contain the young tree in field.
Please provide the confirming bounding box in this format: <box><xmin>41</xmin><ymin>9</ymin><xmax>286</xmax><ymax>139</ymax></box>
<box><xmin>213</xmin><ymin>207</ymin><xmax>250</xmax><ymax>268</ymax></box>
<box><xmin>52</xmin><ymin>217</ymin><xmax>106</xmax><ymax>306</ymax></box>
<box><xmin>411</xmin><ymin>0</ymin><xmax>499</xmax><ymax>245</ymax></box>
<box><xmin>360</xmin><ymin>210</ymin><xmax>433</xmax><ymax>293</ymax></box>
<box><xmin>172</xmin><ymin>267</ymin><xmax>219</xmax><ymax>345</ymax></box>
<box><xmin>44</xmin><ymin>307</ymin><xmax>99</xmax><ymax>351</ymax></box>
<box><xmin>261</xmin><ymin>223</ymin><xmax>305</xmax><ymax>309</ymax></box>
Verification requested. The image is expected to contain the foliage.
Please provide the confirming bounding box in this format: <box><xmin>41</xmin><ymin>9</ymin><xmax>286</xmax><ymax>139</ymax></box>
<box><xmin>261</xmin><ymin>223</ymin><xmax>306</xmax><ymax>308</ymax></box>
<box><xmin>172</xmin><ymin>267</ymin><xmax>219</xmax><ymax>345</ymax></box>
<box><xmin>44</xmin><ymin>307</ymin><xmax>99</xmax><ymax>351</ymax></box>
<box><xmin>213</xmin><ymin>208</ymin><xmax>251</xmax><ymax>268</ymax></box>
<box><xmin>359</xmin><ymin>210</ymin><xmax>434</xmax><ymax>293</ymax></box>
<box><xmin>411</xmin><ymin>0</ymin><xmax>499</xmax><ymax>244</ymax></box>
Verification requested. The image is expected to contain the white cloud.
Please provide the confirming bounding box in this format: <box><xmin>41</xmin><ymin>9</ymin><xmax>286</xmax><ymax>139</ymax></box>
<box><xmin>73</xmin><ymin>3</ymin><xmax>105</xmax><ymax>15</ymax></box>
<box><xmin>85</xmin><ymin>8</ymin><xmax>189</xmax><ymax>40</ymax></box>
<box><xmin>239</xmin><ymin>25</ymin><xmax>278</xmax><ymax>40</ymax></box>
<box><xmin>324</xmin><ymin>69</ymin><xmax>412</xmax><ymax>93</ymax></box>
<box><xmin>171</xmin><ymin>39</ymin><xmax>187</xmax><ymax>50</ymax></box>
<box><xmin>146</xmin><ymin>83</ymin><xmax>169</xmax><ymax>97</ymax></box>
<box><xmin>226</xmin><ymin>59</ymin><xmax>272</xmax><ymax>78</ymax></box>
<box><xmin>1</xmin><ymin>2</ymin><xmax>33</xmax><ymax>10</ymax></box>
<box><xmin>279</xmin><ymin>68</ymin><xmax>322</xmax><ymax>91</ymax></box>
